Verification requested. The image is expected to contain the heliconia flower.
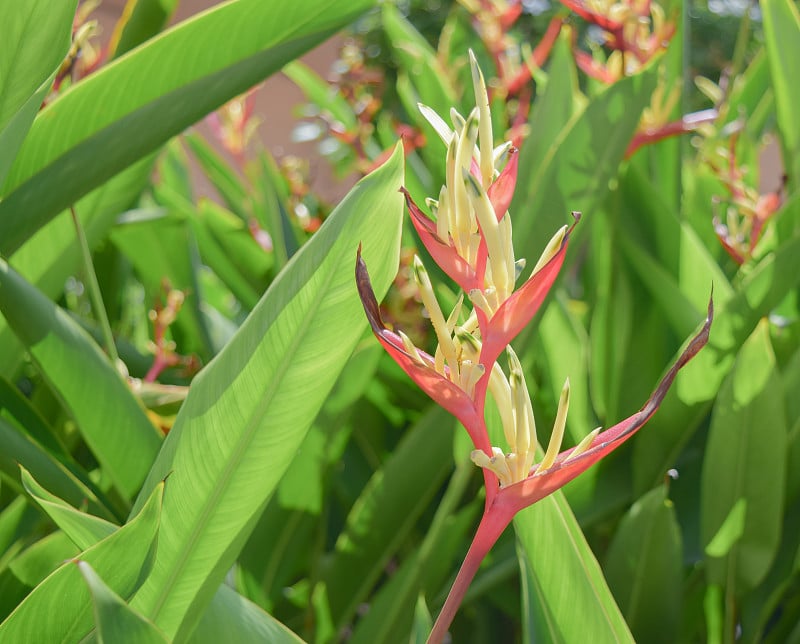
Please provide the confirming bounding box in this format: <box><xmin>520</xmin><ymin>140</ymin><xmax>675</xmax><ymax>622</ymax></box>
<box><xmin>356</xmin><ymin>48</ymin><xmax>714</xmax><ymax>644</ymax></box>
<box><xmin>427</xmin><ymin>299</ymin><xmax>713</xmax><ymax>644</ymax></box>
<box><xmin>563</xmin><ymin>0</ymin><xmax>676</xmax><ymax>80</ymax></box>
<box><xmin>355</xmin><ymin>248</ymin><xmax>490</xmax><ymax>452</ymax></box>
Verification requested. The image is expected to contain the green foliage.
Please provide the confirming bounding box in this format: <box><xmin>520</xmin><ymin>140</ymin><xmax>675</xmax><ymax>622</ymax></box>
<box><xmin>1</xmin><ymin>0</ymin><xmax>799</xmax><ymax>642</ymax></box>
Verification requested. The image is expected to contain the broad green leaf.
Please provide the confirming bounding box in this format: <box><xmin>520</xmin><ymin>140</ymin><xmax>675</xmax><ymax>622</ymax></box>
<box><xmin>634</xmin><ymin>231</ymin><xmax>800</xmax><ymax>492</ymax></box>
<box><xmin>618</xmin><ymin>162</ymin><xmax>733</xmax><ymax>308</ymax></box>
<box><xmin>78</xmin><ymin>561</ymin><xmax>169</xmax><ymax>644</ymax></box>
<box><xmin>0</xmin><ymin>258</ymin><xmax>163</xmax><ymax>499</ymax></box>
<box><xmin>535</xmin><ymin>292</ymin><xmax>595</xmax><ymax>446</ymax></box>
<box><xmin>128</xmin><ymin>146</ymin><xmax>405</xmax><ymax>641</ymax></box>
<box><xmin>110</xmin><ymin>210</ymin><xmax>212</xmax><ymax>357</ymax></box>
<box><xmin>283</xmin><ymin>61</ymin><xmax>358</xmax><ymax>131</ymax></box>
<box><xmin>20</xmin><ymin>466</ymin><xmax>117</xmax><ymax>550</ymax></box>
<box><xmin>109</xmin><ymin>0</ymin><xmax>179</xmax><ymax>58</ymax></box>
<box><xmin>8</xmin><ymin>531</ymin><xmax>79</xmax><ymax>588</ymax></box>
<box><xmin>512</xmin><ymin>59</ymin><xmax>657</xmax><ymax>254</ymax></box>
<box><xmin>382</xmin><ymin>3</ymin><xmax>457</xmax><ymax>177</ymax></box>
<box><xmin>740</xmin><ymin>501</ymin><xmax>800</xmax><ymax>641</ymax></box>
<box><xmin>349</xmin><ymin>466</ymin><xmax>478</xmax><ymax>644</ymax></box>
<box><xmin>588</xmin><ymin>213</ymin><xmax>633</xmax><ymax>423</ymax></box>
<box><xmin>783</xmin><ymin>347</ymin><xmax>800</xmax><ymax>503</ymax></box>
<box><xmin>0</xmin><ymin>0</ymin><xmax>376</xmax><ymax>256</ymax></box>
<box><xmin>0</xmin><ymin>156</ymin><xmax>155</xmax><ymax>376</ymax></box>
<box><xmin>183</xmin><ymin>133</ymin><xmax>250</xmax><ymax>220</ymax></box>
<box><xmin>236</xmin><ymin>498</ymin><xmax>318</xmax><ymax>612</ymax></box>
<box><xmin>701</xmin><ymin>319</ymin><xmax>786</xmax><ymax>594</ymax></box>
<box><xmin>277</xmin><ymin>340</ymin><xmax>383</xmax><ymax>513</ymax></box>
<box><xmin>515</xmin><ymin>491</ymin><xmax>633</xmax><ymax>643</ymax></box>
<box><xmin>315</xmin><ymin>404</ymin><xmax>456</xmax><ymax>638</ymax></box>
<box><xmin>0</xmin><ymin>482</ymin><xmax>163</xmax><ymax>642</ymax></box>
<box><xmin>198</xmin><ymin>200</ymin><xmax>271</xmax><ymax>290</ymax></box>
<box><xmin>618</xmin><ymin>227</ymin><xmax>704</xmax><ymax>340</ymax></box>
<box><xmin>0</xmin><ymin>497</ymin><xmax>37</xmax><ymax>565</ymax></box>
<box><xmin>189</xmin><ymin>200</ymin><xmax>266</xmax><ymax>310</ymax></box>
<box><xmin>514</xmin><ymin>31</ymin><xmax>578</xmax><ymax>214</ymax></box>
<box><xmin>0</xmin><ymin>418</ymin><xmax>115</xmax><ymax>522</ymax></box>
<box><xmin>0</xmin><ymin>375</ymin><xmax>67</xmax><ymax>455</ymax></box>
<box><xmin>191</xmin><ymin>584</ymin><xmax>304</xmax><ymax>644</ymax></box>
<box><xmin>252</xmin><ymin>149</ymin><xmax>302</xmax><ymax>270</ymax></box>
<box><xmin>381</xmin><ymin>4</ymin><xmax>456</xmax><ymax>121</ymax></box>
<box><xmin>762</xmin><ymin>0</ymin><xmax>800</xmax><ymax>190</ymax></box>
<box><xmin>0</xmin><ymin>0</ymin><xmax>77</xmax><ymax>184</ymax></box>
<box><xmin>604</xmin><ymin>485</ymin><xmax>683</xmax><ymax>644</ymax></box>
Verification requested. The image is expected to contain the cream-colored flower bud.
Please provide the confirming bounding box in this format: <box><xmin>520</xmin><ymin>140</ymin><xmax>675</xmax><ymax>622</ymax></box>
<box><xmin>538</xmin><ymin>378</ymin><xmax>571</xmax><ymax>473</ymax></box>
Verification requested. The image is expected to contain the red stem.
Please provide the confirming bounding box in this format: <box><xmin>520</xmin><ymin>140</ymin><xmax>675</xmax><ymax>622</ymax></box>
<box><xmin>427</xmin><ymin>504</ymin><xmax>515</xmax><ymax>644</ymax></box>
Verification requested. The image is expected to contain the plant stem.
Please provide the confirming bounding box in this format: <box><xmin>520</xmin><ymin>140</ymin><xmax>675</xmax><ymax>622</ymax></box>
<box><xmin>70</xmin><ymin>206</ymin><xmax>120</xmax><ymax>366</ymax></box>
<box><xmin>427</xmin><ymin>504</ymin><xmax>514</xmax><ymax>644</ymax></box>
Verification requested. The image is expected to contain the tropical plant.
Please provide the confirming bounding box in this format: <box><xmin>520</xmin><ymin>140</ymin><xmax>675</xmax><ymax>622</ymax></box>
<box><xmin>0</xmin><ymin>1</ymin><xmax>798</xmax><ymax>643</ymax></box>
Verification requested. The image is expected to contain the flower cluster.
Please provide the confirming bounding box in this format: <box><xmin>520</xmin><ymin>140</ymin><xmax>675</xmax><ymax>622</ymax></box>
<box><xmin>356</xmin><ymin>51</ymin><xmax>711</xmax><ymax>642</ymax></box>
<box><xmin>563</xmin><ymin>0</ymin><xmax>676</xmax><ymax>82</ymax></box>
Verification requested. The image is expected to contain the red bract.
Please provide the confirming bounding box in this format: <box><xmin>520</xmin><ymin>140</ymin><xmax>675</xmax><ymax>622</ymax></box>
<box><xmin>478</xmin><ymin>214</ymin><xmax>576</xmax><ymax>369</ymax></box>
<box><xmin>356</xmin><ymin>249</ymin><xmax>489</xmax><ymax>451</ymax></box>
<box><xmin>486</xmin><ymin>148</ymin><xmax>519</xmax><ymax>219</ymax></box>
<box><xmin>401</xmin><ymin>188</ymin><xmax>479</xmax><ymax>292</ymax></box>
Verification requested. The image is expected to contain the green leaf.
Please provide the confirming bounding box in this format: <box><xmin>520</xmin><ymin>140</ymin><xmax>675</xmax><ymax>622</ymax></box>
<box><xmin>604</xmin><ymin>485</ymin><xmax>683</xmax><ymax>644</ymax></box>
<box><xmin>277</xmin><ymin>340</ymin><xmax>383</xmax><ymax>513</ymax></box>
<box><xmin>0</xmin><ymin>258</ymin><xmax>163</xmax><ymax>499</ymax></box>
<box><xmin>188</xmin><ymin>200</ymin><xmax>269</xmax><ymax>310</ymax></box>
<box><xmin>740</xmin><ymin>500</ymin><xmax>800</xmax><ymax>641</ymax></box>
<box><xmin>0</xmin><ymin>482</ymin><xmax>163</xmax><ymax>642</ymax></box>
<box><xmin>252</xmin><ymin>150</ymin><xmax>301</xmax><ymax>271</ymax></box>
<box><xmin>410</xmin><ymin>595</ymin><xmax>433</xmax><ymax>644</ymax></box>
<box><xmin>634</xmin><ymin>230</ymin><xmax>800</xmax><ymax>492</ymax></box>
<box><xmin>0</xmin><ymin>375</ymin><xmax>66</xmax><ymax>455</ymax></box>
<box><xmin>128</xmin><ymin>146</ymin><xmax>404</xmax><ymax>641</ymax></box>
<box><xmin>701</xmin><ymin>319</ymin><xmax>786</xmax><ymax>594</ymax></box>
<box><xmin>109</xmin><ymin>0</ymin><xmax>179</xmax><ymax>58</ymax></box>
<box><xmin>284</xmin><ymin>60</ymin><xmax>358</xmax><ymax>131</ymax></box>
<box><xmin>8</xmin><ymin>531</ymin><xmax>79</xmax><ymax>588</ymax></box>
<box><xmin>0</xmin><ymin>421</ymin><xmax>115</xmax><ymax>522</ymax></box>
<box><xmin>381</xmin><ymin>4</ymin><xmax>456</xmax><ymax>120</ymax></box>
<box><xmin>514</xmin><ymin>30</ymin><xmax>578</xmax><ymax>216</ymax></box>
<box><xmin>762</xmin><ymin>0</ymin><xmax>800</xmax><ymax>190</ymax></box>
<box><xmin>316</xmin><ymin>405</ymin><xmax>457</xmax><ymax>637</ymax></box>
<box><xmin>190</xmin><ymin>585</ymin><xmax>304</xmax><ymax>644</ymax></box>
<box><xmin>382</xmin><ymin>3</ymin><xmax>457</xmax><ymax>177</ymax></box>
<box><xmin>515</xmin><ymin>491</ymin><xmax>633</xmax><ymax>643</ymax></box>
<box><xmin>536</xmin><ymin>292</ymin><xmax>595</xmax><ymax>446</ymax></box>
<box><xmin>110</xmin><ymin>209</ymin><xmax>212</xmax><ymax>358</ymax></box>
<box><xmin>0</xmin><ymin>0</ymin><xmax>376</xmax><ymax>256</ymax></box>
<box><xmin>183</xmin><ymin>133</ymin><xmax>250</xmax><ymax>219</ymax></box>
<box><xmin>512</xmin><ymin>58</ymin><xmax>657</xmax><ymax>254</ymax></box>
<box><xmin>78</xmin><ymin>561</ymin><xmax>170</xmax><ymax>644</ymax></box>
<box><xmin>349</xmin><ymin>487</ymin><xmax>478</xmax><ymax>644</ymax></box>
<box><xmin>705</xmin><ymin>499</ymin><xmax>746</xmax><ymax>558</ymax></box>
<box><xmin>20</xmin><ymin>466</ymin><xmax>117</xmax><ymax>550</ymax></box>
<box><xmin>0</xmin><ymin>0</ymin><xmax>77</xmax><ymax>184</ymax></box>
<box><xmin>0</xmin><ymin>156</ymin><xmax>155</xmax><ymax>377</ymax></box>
